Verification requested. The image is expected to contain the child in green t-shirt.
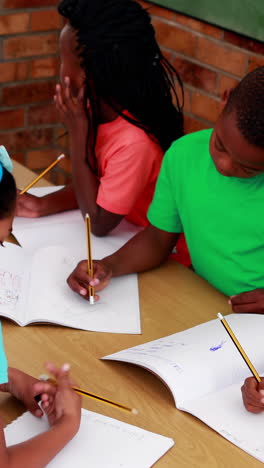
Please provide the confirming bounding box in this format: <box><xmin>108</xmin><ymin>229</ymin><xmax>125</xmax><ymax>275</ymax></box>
<box><xmin>0</xmin><ymin>149</ymin><xmax>81</xmax><ymax>467</ymax></box>
<box><xmin>67</xmin><ymin>66</ymin><xmax>264</xmax><ymax>314</ymax></box>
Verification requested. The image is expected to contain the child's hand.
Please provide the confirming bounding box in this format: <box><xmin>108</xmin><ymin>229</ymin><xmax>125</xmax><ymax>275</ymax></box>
<box><xmin>67</xmin><ymin>259</ymin><xmax>112</xmax><ymax>300</ymax></box>
<box><xmin>229</xmin><ymin>289</ymin><xmax>264</xmax><ymax>314</ymax></box>
<box><xmin>3</xmin><ymin>368</ymin><xmax>55</xmax><ymax>418</ymax></box>
<box><xmin>33</xmin><ymin>363</ymin><xmax>81</xmax><ymax>434</ymax></box>
<box><xmin>16</xmin><ymin>192</ymin><xmax>46</xmax><ymax>218</ymax></box>
<box><xmin>54</xmin><ymin>77</ymin><xmax>87</xmax><ymax>135</ymax></box>
<box><xmin>241</xmin><ymin>377</ymin><xmax>264</xmax><ymax>413</ymax></box>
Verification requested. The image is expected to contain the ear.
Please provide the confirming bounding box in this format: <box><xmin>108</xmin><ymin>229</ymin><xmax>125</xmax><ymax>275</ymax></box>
<box><xmin>221</xmin><ymin>87</ymin><xmax>234</xmax><ymax>109</ymax></box>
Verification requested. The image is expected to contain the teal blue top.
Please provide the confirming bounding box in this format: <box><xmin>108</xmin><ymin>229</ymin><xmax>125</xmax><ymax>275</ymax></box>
<box><xmin>0</xmin><ymin>323</ymin><xmax>8</xmax><ymax>384</ymax></box>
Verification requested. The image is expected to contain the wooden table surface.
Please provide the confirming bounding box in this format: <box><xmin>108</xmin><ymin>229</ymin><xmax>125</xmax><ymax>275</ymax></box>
<box><xmin>1</xmin><ymin>161</ymin><xmax>261</xmax><ymax>467</ymax></box>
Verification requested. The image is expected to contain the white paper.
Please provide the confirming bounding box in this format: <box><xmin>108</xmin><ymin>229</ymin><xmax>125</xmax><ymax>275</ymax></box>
<box><xmin>2</xmin><ymin>186</ymin><xmax>142</xmax><ymax>333</ymax></box>
<box><xmin>103</xmin><ymin>314</ymin><xmax>264</xmax><ymax>461</ymax></box>
<box><xmin>5</xmin><ymin>409</ymin><xmax>174</xmax><ymax>468</ymax></box>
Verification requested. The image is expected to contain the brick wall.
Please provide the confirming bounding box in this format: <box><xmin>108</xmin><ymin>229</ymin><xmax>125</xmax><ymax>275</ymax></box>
<box><xmin>0</xmin><ymin>0</ymin><xmax>264</xmax><ymax>184</ymax></box>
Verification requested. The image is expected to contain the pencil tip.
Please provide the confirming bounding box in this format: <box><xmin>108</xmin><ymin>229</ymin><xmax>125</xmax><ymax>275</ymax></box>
<box><xmin>132</xmin><ymin>408</ymin><xmax>138</xmax><ymax>415</ymax></box>
<box><xmin>57</xmin><ymin>153</ymin><xmax>65</xmax><ymax>160</ymax></box>
<box><xmin>85</xmin><ymin>213</ymin><xmax>90</xmax><ymax>219</ymax></box>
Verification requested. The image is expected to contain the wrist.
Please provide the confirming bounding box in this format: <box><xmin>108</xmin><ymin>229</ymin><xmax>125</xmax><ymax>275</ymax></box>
<box><xmin>0</xmin><ymin>367</ymin><xmax>16</xmax><ymax>393</ymax></box>
<box><xmin>54</xmin><ymin>414</ymin><xmax>80</xmax><ymax>437</ymax></box>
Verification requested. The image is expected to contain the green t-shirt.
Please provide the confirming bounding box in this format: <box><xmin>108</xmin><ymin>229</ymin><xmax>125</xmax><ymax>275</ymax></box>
<box><xmin>148</xmin><ymin>129</ymin><xmax>264</xmax><ymax>296</ymax></box>
<box><xmin>0</xmin><ymin>322</ymin><xmax>8</xmax><ymax>384</ymax></box>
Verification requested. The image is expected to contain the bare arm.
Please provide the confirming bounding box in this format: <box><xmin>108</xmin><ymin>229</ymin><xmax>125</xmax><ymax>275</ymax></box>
<box><xmin>16</xmin><ymin>184</ymin><xmax>78</xmax><ymax>218</ymax></box>
<box><xmin>104</xmin><ymin>225</ymin><xmax>179</xmax><ymax>276</ymax></box>
<box><xmin>67</xmin><ymin>225</ymin><xmax>179</xmax><ymax>298</ymax></box>
<box><xmin>55</xmin><ymin>79</ymin><xmax>123</xmax><ymax>236</ymax></box>
<box><xmin>0</xmin><ymin>417</ymin><xmax>77</xmax><ymax>468</ymax></box>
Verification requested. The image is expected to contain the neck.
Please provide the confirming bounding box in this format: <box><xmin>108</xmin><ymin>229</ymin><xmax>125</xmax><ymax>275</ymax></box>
<box><xmin>98</xmin><ymin>99</ymin><xmax>121</xmax><ymax>123</ymax></box>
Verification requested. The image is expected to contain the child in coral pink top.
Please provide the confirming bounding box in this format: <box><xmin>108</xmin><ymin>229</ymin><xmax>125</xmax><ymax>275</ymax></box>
<box><xmin>17</xmin><ymin>0</ymin><xmax>184</xmax><ymax>238</ymax></box>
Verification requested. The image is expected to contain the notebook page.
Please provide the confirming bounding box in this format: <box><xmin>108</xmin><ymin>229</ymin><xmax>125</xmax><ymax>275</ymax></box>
<box><xmin>103</xmin><ymin>314</ymin><xmax>264</xmax><ymax>404</ymax></box>
<box><xmin>181</xmin><ymin>377</ymin><xmax>264</xmax><ymax>463</ymax></box>
<box><xmin>0</xmin><ymin>243</ymin><xmax>30</xmax><ymax>325</ymax></box>
<box><xmin>14</xmin><ymin>186</ymin><xmax>142</xmax><ymax>248</ymax></box>
<box><xmin>27</xmin><ymin>243</ymin><xmax>140</xmax><ymax>333</ymax></box>
<box><xmin>5</xmin><ymin>409</ymin><xmax>174</xmax><ymax>468</ymax></box>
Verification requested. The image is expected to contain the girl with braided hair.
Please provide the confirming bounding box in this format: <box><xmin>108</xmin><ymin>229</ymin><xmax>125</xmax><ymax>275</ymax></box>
<box><xmin>17</xmin><ymin>0</ymin><xmax>185</xmax><ymax>240</ymax></box>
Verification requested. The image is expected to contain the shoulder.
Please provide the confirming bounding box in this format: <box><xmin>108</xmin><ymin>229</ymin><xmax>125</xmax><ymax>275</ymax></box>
<box><xmin>163</xmin><ymin>129</ymin><xmax>213</xmax><ymax>168</ymax></box>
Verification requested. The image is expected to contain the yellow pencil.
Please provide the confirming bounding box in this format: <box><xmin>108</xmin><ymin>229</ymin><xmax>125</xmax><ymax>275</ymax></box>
<box><xmin>20</xmin><ymin>154</ymin><xmax>65</xmax><ymax>195</ymax></box>
<box><xmin>85</xmin><ymin>213</ymin><xmax>95</xmax><ymax>305</ymax></box>
<box><xmin>217</xmin><ymin>313</ymin><xmax>261</xmax><ymax>383</ymax></box>
<box><xmin>39</xmin><ymin>375</ymin><xmax>138</xmax><ymax>414</ymax></box>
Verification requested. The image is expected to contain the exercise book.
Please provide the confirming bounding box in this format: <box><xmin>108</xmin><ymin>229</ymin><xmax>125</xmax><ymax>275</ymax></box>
<box><xmin>1</xmin><ymin>188</ymin><xmax>141</xmax><ymax>333</ymax></box>
<box><xmin>103</xmin><ymin>313</ymin><xmax>264</xmax><ymax>462</ymax></box>
<box><xmin>4</xmin><ymin>408</ymin><xmax>174</xmax><ymax>467</ymax></box>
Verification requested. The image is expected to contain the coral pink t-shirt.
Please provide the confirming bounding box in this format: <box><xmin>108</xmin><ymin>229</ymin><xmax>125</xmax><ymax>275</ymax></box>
<box><xmin>96</xmin><ymin>115</ymin><xmax>163</xmax><ymax>227</ymax></box>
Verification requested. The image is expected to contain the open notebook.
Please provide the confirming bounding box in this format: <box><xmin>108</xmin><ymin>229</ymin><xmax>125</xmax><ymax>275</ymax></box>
<box><xmin>103</xmin><ymin>313</ymin><xmax>264</xmax><ymax>462</ymax></box>
<box><xmin>4</xmin><ymin>408</ymin><xmax>174</xmax><ymax>467</ymax></box>
<box><xmin>2</xmin><ymin>191</ymin><xmax>141</xmax><ymax>333</ymax></box>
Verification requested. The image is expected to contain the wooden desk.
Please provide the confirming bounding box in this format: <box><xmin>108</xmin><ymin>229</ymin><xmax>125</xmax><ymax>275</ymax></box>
<box><xmin>1</xmin><ymin>162</ymin><xmax>260</xmax><ymax>467</ymax></box>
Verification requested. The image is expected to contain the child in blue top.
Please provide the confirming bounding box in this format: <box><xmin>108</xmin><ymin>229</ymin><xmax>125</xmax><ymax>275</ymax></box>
<box><xmin>0</xmin><ymin>149</ymin><xmax>81</xmax><ymax>467</ymax></box>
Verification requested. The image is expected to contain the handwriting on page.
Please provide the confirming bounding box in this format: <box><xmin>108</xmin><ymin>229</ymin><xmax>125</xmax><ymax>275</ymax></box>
<box><xmin>0</xmin><ymin>270</ymin><xmax>21</xmax><ymax>309</ymax></box>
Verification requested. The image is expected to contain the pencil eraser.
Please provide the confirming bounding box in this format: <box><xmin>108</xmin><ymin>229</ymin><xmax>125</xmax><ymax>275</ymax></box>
<box><xmin>58</xmin><ymin>153</ymin><xmax>65</xmax><ymax>160</ymax></box>
<box><xmin>217</xmin><ymin>313</ymin><xmax>224</xmax><ymax>320</ymax></box>
<box><xmin>89</xmin><ymin>296</ymin><xmax>95</xmax><ymax>305</ymax></box>
<box><xmin>39</xmin><ymin>374</ymin><xmax>49</xmax><ymax>381</ymax></box>
<box><xmin>132</xmin><ymin>408</ymin><xmax>138</xmax><ymax>415</ymax></box>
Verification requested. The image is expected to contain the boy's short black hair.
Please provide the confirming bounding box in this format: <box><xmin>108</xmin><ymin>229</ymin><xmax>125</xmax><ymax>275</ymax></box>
<box><xmin>225</xmin><ymin>66</ymin><xmax>264</xmax><ymax>148</ymax></box>
<box><xmin>0</xmin><ymin>167</ymin><xmax>17</xmax><ymax>219</ymax></box>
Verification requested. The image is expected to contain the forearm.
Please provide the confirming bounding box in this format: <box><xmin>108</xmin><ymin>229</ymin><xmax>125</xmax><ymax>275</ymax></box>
<box><xmin>39</xmin><ymin>185</ymin><xmax>78</xmax><ymax>215</ymax></box>
<box><xmin>3</xmin><ymin>419</ymin><xmax>78</xmax><ymax>468</ymax></box>
<box><xmin>69</xmin><ymin>130</ymin><xmax>100</xmax><ymax>219</ymax></box>
<box><xmin>0</xmin><ymin>368</ymin><xmax>16</xmax><ymax>393</ymax></box>
<box><xmin>103</xmin><ymin>226</ymin><xmax>179</xmax><ymax>277</ymax></box>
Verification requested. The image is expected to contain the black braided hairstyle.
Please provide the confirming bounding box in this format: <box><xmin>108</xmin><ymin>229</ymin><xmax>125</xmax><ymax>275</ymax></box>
<box><xmin>0</xmin><ymin>168</ymin><xmax>16</xmax><ymax>219</ymax></box>
<box><xmin>58</xmin><ymin>0</ymin><xmax>184</xmax><ymax>170</ymax></box>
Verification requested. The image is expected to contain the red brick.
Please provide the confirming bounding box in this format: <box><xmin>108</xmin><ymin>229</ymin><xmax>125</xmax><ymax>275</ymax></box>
<box><xmin>0</xmin><ymin>128</ymin><xmax>53</xmax><ymax>151</ymax></box>
<box><xmin>217</xmin><ymin>75</ymin><xmax>239</xmax><ymax>97</ymax></box>
<box><xmin>175</xmin><ymin>13</ymin><xmax>223</xmax><ymax>39</ymax></box>
<box><xmin>184</xmin><ymin>114</ymin><xmax>210</xmax><ymax>134</ymax></box>
<box><xmin>55</xmin><ymin>126</ymin><xmax>69</xmax><ymax>149</ymax></box>
<box><xmin>0</xmin><ymin>13</ymin><xmax>29</xmax><ymax>35</ymax></box>
<box><xmin>30</xmin><ymin>57</ymin><xmax>59</xmax><ymax>79</ymax></box>
<box><xmin>182</xmin><ymin>88</ymin><xmax>191</xmax><ymax>112</ymax></box>
<box><xmin>57</xmin><ymin>153</ymin><xmax>71</xmax><ymax>172</ymax></box>
<box><xmin>2</xmin><ymin>81</ymin><xmax>55</xmax><ymax>106</ymax></box>
<box><xmin>173</xmin><ymin>56</ymin><xmax>217</xmax><ymax>93</ymax></box>
<box><xmin>152</xmin><ymin>18</ymin><xmax>197</xmax><ymax>56</ymax></box>
<box><xmin>0</xmin><ymin>109</ymin><xmax>24</xmax><ymax>129</ymax></box>
<box><xmin>11</xmin><ymin>152</ymin><xmax>25</xmax><ymax>164</ymax></box>
<box><xmin>27</xmin><ymin>148</ymin><xmax>60</xmax><ymax>170</ymax></box>
<box><xmin>0</xmin><ymin>62</ymin><xmax>28</xmax><ymax>83</ymax></box>
<box><xmin>191</xmin><ymin>92</ymin><xmax>221</xmax><ymax>123</ymax></box>
<box><xmin>247</xmin><ymin>55</ymin><xmax>264</xmax><ymax>73</ymax></box>
<box><xmin>4</xmin><ymin>0</ymin><xmax>58</xmax><ymax>7</ymax></box>
<box><xmin>196</xmin><ymin>37</ymin><xmax>247</xmax><ymax>77</ymax></box>
<box><xmin>3</xmin><ymin>33</ymin><xmax>58</xmax><ymax>59</ymax></box>
<box><xmin>53</xmin><ymin>170</ymin><xmax>72</xmax><ymax>185</ymax></box>
<box><xmin>224</xmin><ymin>31</ymin><xmax>264</xmax><ymax>55</ymax></box>
<box><xmin>28</xmin><ymin>103</ymin><xmax>58</xmax><ymax>125</ymax></box>
<box><xmin>31</xmin><ymin>10</ymin><xmax>62</xmax><ymax>32</ymax></box>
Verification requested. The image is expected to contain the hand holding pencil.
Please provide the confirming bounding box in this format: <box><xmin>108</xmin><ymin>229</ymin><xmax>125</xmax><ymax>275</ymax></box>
<box><xmin>67</xmin><ymin>214</ymin><xmax>112</xmax><ymax>301</ymax></box>
<box><xmin>217</xmin><ymin>313</ymin><xmax>264</xmax><ymax>414</ymax></box>
<box><xmin>33</xmin><ymin>362</ymin><xmax>81</xmax><ymax>432</ymax></box>
<box><xmin>67</xmin><ymin>258</ymin><xmax>112</xmax><ymax>301</ymax></box>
